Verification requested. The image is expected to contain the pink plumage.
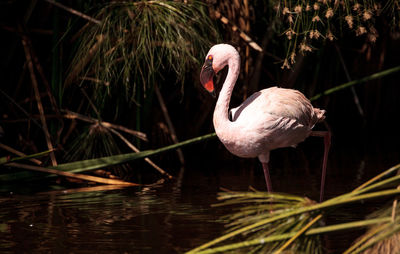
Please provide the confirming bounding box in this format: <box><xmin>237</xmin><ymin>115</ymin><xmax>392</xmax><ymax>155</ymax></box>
<box><xmin>200</xmin><ymin>44</ymin><xmax>330</xmax><ymax>202</ymax></box>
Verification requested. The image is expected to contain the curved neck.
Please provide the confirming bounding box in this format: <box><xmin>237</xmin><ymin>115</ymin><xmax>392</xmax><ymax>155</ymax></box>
<box><xmin>213</xmin><ymin>52</ymin><xmax>240</xmax><ymax>131</ymax></box>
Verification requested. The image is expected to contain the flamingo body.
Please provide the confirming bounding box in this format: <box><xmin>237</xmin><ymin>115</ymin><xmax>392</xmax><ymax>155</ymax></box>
<box><xmin>220</xmin><ymin>86</ymin><xmax>325</xmax><ymax>163</ymax></box>
<box><xmin>200</xmin><ymin>44</ymin><xmax>330</xmax><ymax>201</ymax></box>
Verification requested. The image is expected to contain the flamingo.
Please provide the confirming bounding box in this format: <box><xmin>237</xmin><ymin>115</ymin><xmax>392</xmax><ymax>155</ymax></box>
<box><xmin>200</xmin><ymin>44</ymin><xmax>331</xmax><ymax>202</ymax></box>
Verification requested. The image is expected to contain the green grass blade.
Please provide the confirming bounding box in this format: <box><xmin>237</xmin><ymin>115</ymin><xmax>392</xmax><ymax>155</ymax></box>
<box><xmin>0</xmin><ymin>133</ymin><xmax>216</xmax><ymax>182</ymax></box>
<box><xmin>0</xmin><ymin>150</ymin><xmax>53</xmax><ymax>165</ymax></box>
<box><xmin>310</xmin><ymin>65</ymin><xmax>400</xmax><ymax>101</ymax></box>
<box><xmin>187</xmin><ymin>188</ymin><xmax>400</xmax><ymax>254</ymax></box>
<box><xmin>189</xmin><ymin>217</ymin><xmax>392</xmax><ymax>254</ymax></box>
<box><xmin>54</xmin><ymin>132</ymin><xmax>216</xmax><ymax>172</ymax></box>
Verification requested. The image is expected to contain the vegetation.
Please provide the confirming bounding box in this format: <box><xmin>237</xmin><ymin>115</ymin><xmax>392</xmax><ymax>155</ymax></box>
<box><xmin>0</xmin><ymin>0</ymin><xmax>219</xmax><ymax>183</ymax></box>
<box><xmin>276</xmin><ymin>1</ymin><xmax>400</xmax><ymax>69</ymax></box>
<box><xmin>67</xmin><ymin>1</ymin><xmax>217</xmax><ymax>106</ymax></box>
<box><xmin>0</xmin><ymin>0</ymin><xmax>398</xmax><ymax>181</ymax></box>
<box><xmin>187</xmin><ymin>163</ymin><xmax>400</xmax><ymax>253</ymax></box>
<box><xmin>1</xmin><ymin>0</ymin><xmax>400</xmax><ymax>252</ymax></box>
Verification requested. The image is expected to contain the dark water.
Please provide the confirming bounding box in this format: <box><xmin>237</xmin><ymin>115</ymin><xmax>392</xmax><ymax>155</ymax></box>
<box><xmin>0</xmin><ymin>141</ymin><xmax>399</xmax><ymax>253</ymax></box>
<box><xmin>0</xmin><ymin>181</ymin><xmax>226</xmax><ymax>254</ymax></box>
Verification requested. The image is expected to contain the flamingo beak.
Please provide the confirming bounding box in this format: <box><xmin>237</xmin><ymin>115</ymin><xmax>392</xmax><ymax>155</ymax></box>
<box><xmin>200</xmin><ymin>58</ymin><xmax>216</xmax><ymax>97</ymax></box>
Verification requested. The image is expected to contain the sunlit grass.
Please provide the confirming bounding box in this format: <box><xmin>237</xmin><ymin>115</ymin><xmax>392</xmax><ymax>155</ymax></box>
<box><xmin>187</xmin><ymin>163</ymin><xmax>400</xmax><ymax>254</ymax></box>
<box><xmin>68</xmin><ymin>0</ymin><xmax>218</xmax><ymax>107</ymax></box>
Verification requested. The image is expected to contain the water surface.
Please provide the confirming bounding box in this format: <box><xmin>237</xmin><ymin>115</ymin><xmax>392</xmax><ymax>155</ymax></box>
<box><xmin>0</xmin><ymin>142</ymin><xmax>399</xmax><ymax>253</ymax></box>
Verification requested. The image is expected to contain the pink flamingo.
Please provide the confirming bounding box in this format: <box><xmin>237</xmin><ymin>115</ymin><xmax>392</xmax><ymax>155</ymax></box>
<box><xmin>200</xmin><ymin>44</ymin><xmax>331</xmax><ymax>202</ymax></box>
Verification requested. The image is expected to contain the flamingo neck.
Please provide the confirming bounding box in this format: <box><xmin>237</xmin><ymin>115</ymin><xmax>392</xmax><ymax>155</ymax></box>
<box><xmin>213</xmin><ymin>51</ymin><xmax>240</xmax><ymax>133</ymax></box>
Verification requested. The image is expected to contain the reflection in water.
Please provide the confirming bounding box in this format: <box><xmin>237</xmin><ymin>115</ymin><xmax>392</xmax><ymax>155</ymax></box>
<box><xmin>0</xmin><ymin>144</ymin><xmax>399</xmax><ymax>253</ymax></box>
<box><xmin>0</xmin><ymin>181</ymin><xmax>225</xmax><ymax>254</ymax></box>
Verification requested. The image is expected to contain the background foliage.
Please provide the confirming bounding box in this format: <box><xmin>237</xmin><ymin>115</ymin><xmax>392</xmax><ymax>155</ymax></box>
<box><xmin>0</xmin><ymin>0</ymin><xmax>400</xmax><ymax>179</ymax></box>
<box><xmin>1</xmin><ymin>1</ymin><xmax>400</xmax><ymax>252</ymax></box>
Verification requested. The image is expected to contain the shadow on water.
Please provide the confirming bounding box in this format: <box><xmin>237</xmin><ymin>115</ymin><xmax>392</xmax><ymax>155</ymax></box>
<box><xmin>0</xmin><ymin>139</ymin><xmax>399</xmax><ymax>253</ymax></box>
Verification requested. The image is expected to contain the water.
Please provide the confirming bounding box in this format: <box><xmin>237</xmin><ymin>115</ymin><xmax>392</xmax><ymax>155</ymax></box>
<box><xmin>0</xmin><ymin>181</ymin><xmax>226</xmax><ymax>254</ymax></box>
<box><xmin>0</xmin><ymin>142</ymin><xmax>399</xmax><ymax>253</ymax></box>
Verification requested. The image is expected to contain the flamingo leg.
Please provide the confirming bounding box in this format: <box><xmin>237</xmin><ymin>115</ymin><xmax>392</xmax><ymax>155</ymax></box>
<box><xmin>310</xmin><ymin>131</ymin><xmax>331</xmax><ymax>202</ymax></box>
<box><xmin>261</xmin><ymin>162</ymin><xmax>273</xmax><ymax>193</ymax></box>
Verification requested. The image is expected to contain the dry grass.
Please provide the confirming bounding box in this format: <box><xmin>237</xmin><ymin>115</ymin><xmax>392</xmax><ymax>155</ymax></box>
<box><xmin>275</xmin><ymin>0</ymin><xmax>400</xmax><ymax>69</ymax></box>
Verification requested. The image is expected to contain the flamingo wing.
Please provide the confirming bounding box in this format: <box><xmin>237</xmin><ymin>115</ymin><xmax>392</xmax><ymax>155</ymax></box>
<box><xmin>231</xmin><ymin>87</ymin><xmax>324</xmax><ymax>128</ymax></box>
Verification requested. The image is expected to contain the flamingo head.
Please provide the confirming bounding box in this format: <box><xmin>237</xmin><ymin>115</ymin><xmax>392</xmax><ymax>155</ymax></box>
<box><xmin>200</xmin><ymin>44</ymin><xmax>233</xmax><ymax>97</ymax></box>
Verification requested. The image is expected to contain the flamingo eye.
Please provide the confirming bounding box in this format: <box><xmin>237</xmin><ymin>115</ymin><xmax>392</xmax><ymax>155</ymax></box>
<box><xmin>207</xmin><ymin>55</ymin><xmax>213</xmax><ymax>60</ymax></box>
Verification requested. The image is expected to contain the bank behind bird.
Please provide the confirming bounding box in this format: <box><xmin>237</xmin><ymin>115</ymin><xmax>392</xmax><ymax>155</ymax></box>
<box><xmin>200</xmin><ymin>44</ymin><xmax>331</xmax><ymax>202</ymax></box>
